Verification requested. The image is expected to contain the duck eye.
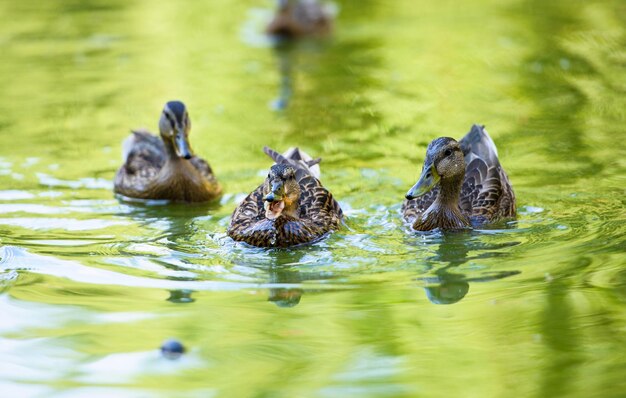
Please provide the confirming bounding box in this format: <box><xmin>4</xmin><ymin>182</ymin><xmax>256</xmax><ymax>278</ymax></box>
<box><xmin>444</xmin><ymin>149</ymin><xmax>452</xmax><ymax>157</ymax></box>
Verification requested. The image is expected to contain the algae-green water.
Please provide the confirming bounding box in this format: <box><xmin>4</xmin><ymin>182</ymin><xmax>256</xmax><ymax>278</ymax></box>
<box><xmin>0</xmin><ymin>0</ymin><xmax>625</xmax><ymax>397</ymax></box>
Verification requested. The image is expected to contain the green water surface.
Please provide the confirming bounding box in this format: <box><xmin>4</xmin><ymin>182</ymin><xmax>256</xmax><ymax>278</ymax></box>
<box><xmin>0</xmin><ymin>0</ymin><xmax>625</xmax><ymax>397</ymax></box>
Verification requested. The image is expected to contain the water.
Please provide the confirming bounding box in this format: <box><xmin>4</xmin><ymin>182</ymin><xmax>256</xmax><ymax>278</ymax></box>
<box><xmin>0</xmin><ymin>0</ymin><xmax>625</xmax><ymax>397</ymax></box>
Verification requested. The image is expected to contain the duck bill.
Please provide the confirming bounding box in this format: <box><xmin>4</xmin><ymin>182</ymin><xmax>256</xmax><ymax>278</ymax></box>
<box><xmin>406</xmin><ymin>164</ymin><xmax>440</xmax><ymax>200</ymax></box>
<box><xmin>174</xmin><ymin>130</ymin><xmax>192</xmax><ymax>159</ymax></box>
<box><xmin>264</xmin><ymin>181</ymin><xmax>286</xmax><ymax>219</ymax></box>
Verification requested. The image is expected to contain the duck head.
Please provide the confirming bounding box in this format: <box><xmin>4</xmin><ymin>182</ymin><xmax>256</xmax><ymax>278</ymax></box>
<box><xmin>158</xmin><ymin>101</ymin><xmax>193</xmax><ymax>160</ymax></box>
<box><xmin>263</xmin><ymin>164</ymin><xmax>300</xmax><ymax>219</ymax></box>
<box><xmin>406</xmin><ymin>137</ymin><xmax>465</xmax><ymax>200</ymax></box>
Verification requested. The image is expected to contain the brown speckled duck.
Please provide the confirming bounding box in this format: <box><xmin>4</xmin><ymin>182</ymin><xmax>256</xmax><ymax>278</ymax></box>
<box><xmin>402</xmin><ymin>125</ymin><xmax>516</xmax><ymax>231</ymax></box>
<box><xmin>266</xmin><ymin>0</ymin><xmax>333</xmax><ymax>38</ymax></box>
<box><xmin>228</xmin><ymin>147</ymin><xmax>342</xmax><ymax>247</ymax></box>
<box><xmin>114</xmin><ymin>101</ymin><xmax>221</xmax><ymax>202</ymax></box>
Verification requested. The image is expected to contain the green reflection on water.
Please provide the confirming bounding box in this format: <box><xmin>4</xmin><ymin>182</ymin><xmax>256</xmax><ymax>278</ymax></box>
<box><xmin>0</xmin><ymin>0</ymin><xmax>625</xmax><ymax>397</ymax></box>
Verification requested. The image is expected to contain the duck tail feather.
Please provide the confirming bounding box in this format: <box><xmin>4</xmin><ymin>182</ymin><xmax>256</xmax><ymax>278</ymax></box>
<box><xmin>263</xmin><ymin>146</ymin><xmax>290</xmax><ymax>164</ymax></box>
<box><xmin>306</xmin><ymin>157</ymin><xmax>322</xmax><ymax>167</ymax></box>
<box><xmin>263</xmin><ymin>146</ymin><xmax>322</xmax><ymax>179</ymax></box>
<box><xmin>282</xmin><ymin>147</ymin><xmax>302</xmax><ymax>161</ymax></box>
<box><xmin>284</xmin><ymin>147</ymin><xmax>322</xmax><ymax>179</ymax></box>
<box><xmin>121</xmin><ymin>134</ymin><xmax>136</xmax><ymax>162</ymax></box>
<box><xmin>460</xmin><ymin>124</ymin><xmax>499</xmax><ymax>164</ymax></box>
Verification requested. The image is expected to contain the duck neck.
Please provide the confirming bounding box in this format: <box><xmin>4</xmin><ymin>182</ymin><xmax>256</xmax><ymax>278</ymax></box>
<box><xmin>414</xmin><ymin>174</ymin><xmax>469</xmax><ymax>231</ymax></box>
<box><xmin>162</xmin><ymin>138</ymin><xmax>180</xmax><ymax>161</ymax></box>
<box><xmin>436</xmin><ymin>174</ymin><xmax>463</xmax><ymax>207</ymax></box>
<box><xmin>282</xmin><ymin>196</ymin><xmax>301</xmax><ymax>219</ymax></box>
<box><xmin>157</xmin><ymin>138</ymin><xmax>200</xmax><ymax>184</ymax></box>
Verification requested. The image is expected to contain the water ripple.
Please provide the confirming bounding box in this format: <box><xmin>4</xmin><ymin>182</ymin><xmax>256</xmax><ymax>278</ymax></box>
<box><xmin>0</xmin><ymin>246</ymin><xmax>348</xmax><ymax>291</ymax></box>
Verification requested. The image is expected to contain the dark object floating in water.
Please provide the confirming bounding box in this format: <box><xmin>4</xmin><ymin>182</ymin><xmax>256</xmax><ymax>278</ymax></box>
<box><xmin>160</xmin><ymin>338</ymin><xmax>185</xmax><ymax>359</ymax></box>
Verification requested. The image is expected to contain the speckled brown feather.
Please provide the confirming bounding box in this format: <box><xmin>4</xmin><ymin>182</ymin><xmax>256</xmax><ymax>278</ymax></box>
<box><xmin>401</xmin><ymin>186</ymin><xmax>439</xmax><ymax>226</ymax></box>
<box><xmin>228</xmin><ymin>148</ymin><xmax>342</xmax><ymax>247</ymax></box>
<box><xmin>403</xmin><ymin>125</ymin><xmax>516</xmax><ymax>229</ymax></box>
<box><xmin>114</xmin><ymin>130</ymin><xmax>221</xmax><ymax>202</ymax></box>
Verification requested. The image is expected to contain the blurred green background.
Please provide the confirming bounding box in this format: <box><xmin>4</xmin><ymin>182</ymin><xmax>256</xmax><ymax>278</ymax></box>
<box><xmin>0</xmin><ymin>0</ymin><xmax>624</xmax><ymax>397</ymax></box>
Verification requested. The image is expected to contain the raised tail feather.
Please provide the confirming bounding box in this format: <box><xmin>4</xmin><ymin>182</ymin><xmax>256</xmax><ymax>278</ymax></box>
<box><xmin>459</xmin><ymin>124</ymin><xmax>500</xmax><ymax>166</ymax></box>
<box><xmin>263</xmin><ymin>146</ymin><xmax>321</xmax><ymax>179</ymax></box>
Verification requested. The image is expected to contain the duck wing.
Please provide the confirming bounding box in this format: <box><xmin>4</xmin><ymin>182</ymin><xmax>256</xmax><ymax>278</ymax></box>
<box><xmin>122</xmin><ymin>130</ymin><xmax>165</xmax><ymax>169</ymax></box>
<box><xmin>227</xmin><ymin>184</ymin><xmax>268</xmax><ymax>244</ymax></box>
<box><xmin>114</xmin><ymin>130</ymin><xmax>166</xmax><ymax>194</ymax></box>
<box><xmin>297</xmin><ymin>173</ymin><xmax>343</xmax><ymax>227</ymax></box>
<box><xmin>402</xmin><ymin>186</ymin><xmax>439</xmax><ymax>225</ymax></box>
<box><xmin>189</xmin><ymin>156</ymin><xmax>219</xmax><ymax>187</ymax></box>
<box><xmin>459</xmin><ymin>125</ymin><xmax>516</xmax><ymax>222</ymax></box>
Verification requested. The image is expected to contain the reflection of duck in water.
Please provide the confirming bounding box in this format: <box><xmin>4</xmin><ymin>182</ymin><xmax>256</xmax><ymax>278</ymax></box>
<box><xmin>268</xmin><ymin>288</ymin><xmax>303</xmax><ymax>307</ymax></box>
<box><xmin>421</xmin><ymin>268</ymin><xmax>520</xmax><ymax>305</ymax></box>
<box><xmin>270</xmin><ymin>41</ymin><xmax>295</xmax><ymax>111</ymax></box>
<box><xmin>268</xmin><ymin>265</ymin><xmax>304</xmax><ymax>307</ymax></box>
<box><xmin>423</xmin><ymin>274</ymin><xmax>469</xmax><ymax>305</ymax></box>
<box><xmin>114</xmin><ymin>101</ymin><xmax>221</xmax><ymax>202</ymax></box>
<box><xmin>228</xmin><ymin>147</ymin><xmax>342</xmax><ymax>248</ymax></box>
<box><xmin>167</xmin><ymin>289</ymin><xmax>195</xmax><ymax>303</ymax></box>
<box><xmin>241</xmin><ymin>250</ymin><xmax>335</xmax><ymax>308</ymax></box>
<box><xmin>403</xmin><ymin>125</ymin><xmax>516</xmax><ymax>231</ymax></box>
<box><xmin>267</xmin><ymin>0</ymin><xmax>333</xmax><ymax>111</ymax></box>
<box><xmin>267</xmin><ymin>0</ymin><xmax>333</xmax><ymax>38</ymax></box>
<box><xmin>414</xmin><ymin>231</ymin><xmax>520</xmax><ymax>304</ymax></box>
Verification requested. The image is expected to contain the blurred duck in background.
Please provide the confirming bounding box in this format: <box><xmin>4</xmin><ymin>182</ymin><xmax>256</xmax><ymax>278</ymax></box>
<box><xmin>265</xmin><ymin>0</ymin><xmax>336</xmax><ymax>110</ymax></box>
<box><xmin>114</xmin><ymin>101</ymin><xmax>221</xmax><ymax>203</ymax></box>
<box><xmin>266</xmin><ymin>0</ymin><xmax>334</xmax><ymax>38</ymax></box>
<box><xmin>403</xmin><ymin>125</ymin><xmax>516</xmax><ymax>231</ymax></box>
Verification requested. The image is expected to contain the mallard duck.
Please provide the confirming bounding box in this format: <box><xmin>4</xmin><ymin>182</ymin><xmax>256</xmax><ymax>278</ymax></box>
<box><xmin>114</xmin><ymin>101</ymin><xmax>221</xmax><ymax>202</ymax></box>
<box><xmin>266</xmin><ymin>0</ymin><xmax>333</xmax><ymax>38</ymax></box>
<box><xmin>402</xmin><ymin>124</ymin><xmax>516</xmax><ymax>231</ymax></box>
<box><xmin>228</xmin><ymin>147</ymin><xmax>342</xmax><ymax>247</ymax></box>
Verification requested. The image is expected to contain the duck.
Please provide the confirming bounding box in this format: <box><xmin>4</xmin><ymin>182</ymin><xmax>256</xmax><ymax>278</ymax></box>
<box><xmin>113</xmin><ymin>101</ymin><xmax>221</xmax><ymax>202</ymax></box>
<box><xmin>228</xmin><ymin>147</ymin><xmax>342</xmax><ymax>247</ymax></box>
<box><xmin>266</xmin><ymin>0</ymin><xmax>333</xmax><ymax>38</ymax></box>
<box><xmin>402</xmin><ymin>124</ymin><xmax>516</xmax><ymax>231</ymax></box>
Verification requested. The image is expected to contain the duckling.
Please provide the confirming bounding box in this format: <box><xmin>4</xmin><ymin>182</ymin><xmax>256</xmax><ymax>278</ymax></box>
<box><xmin>266</xmin><ymin>0</ymin><xmax>333</xmax><ymax>38</ymax></box>
<box><xmin>228</xmin><ymin>147</ymin><xmax>342</xmax><ymax>247</ymax></box>
<box><xmin>114</xmin><ymin>101</ymin><xmax>221</xmax><ymax>202</ymax></box>
<box><xmin>402</xmin><ymin>125</ymin><xmax>516</xmax><ymax>231</ymax></box>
